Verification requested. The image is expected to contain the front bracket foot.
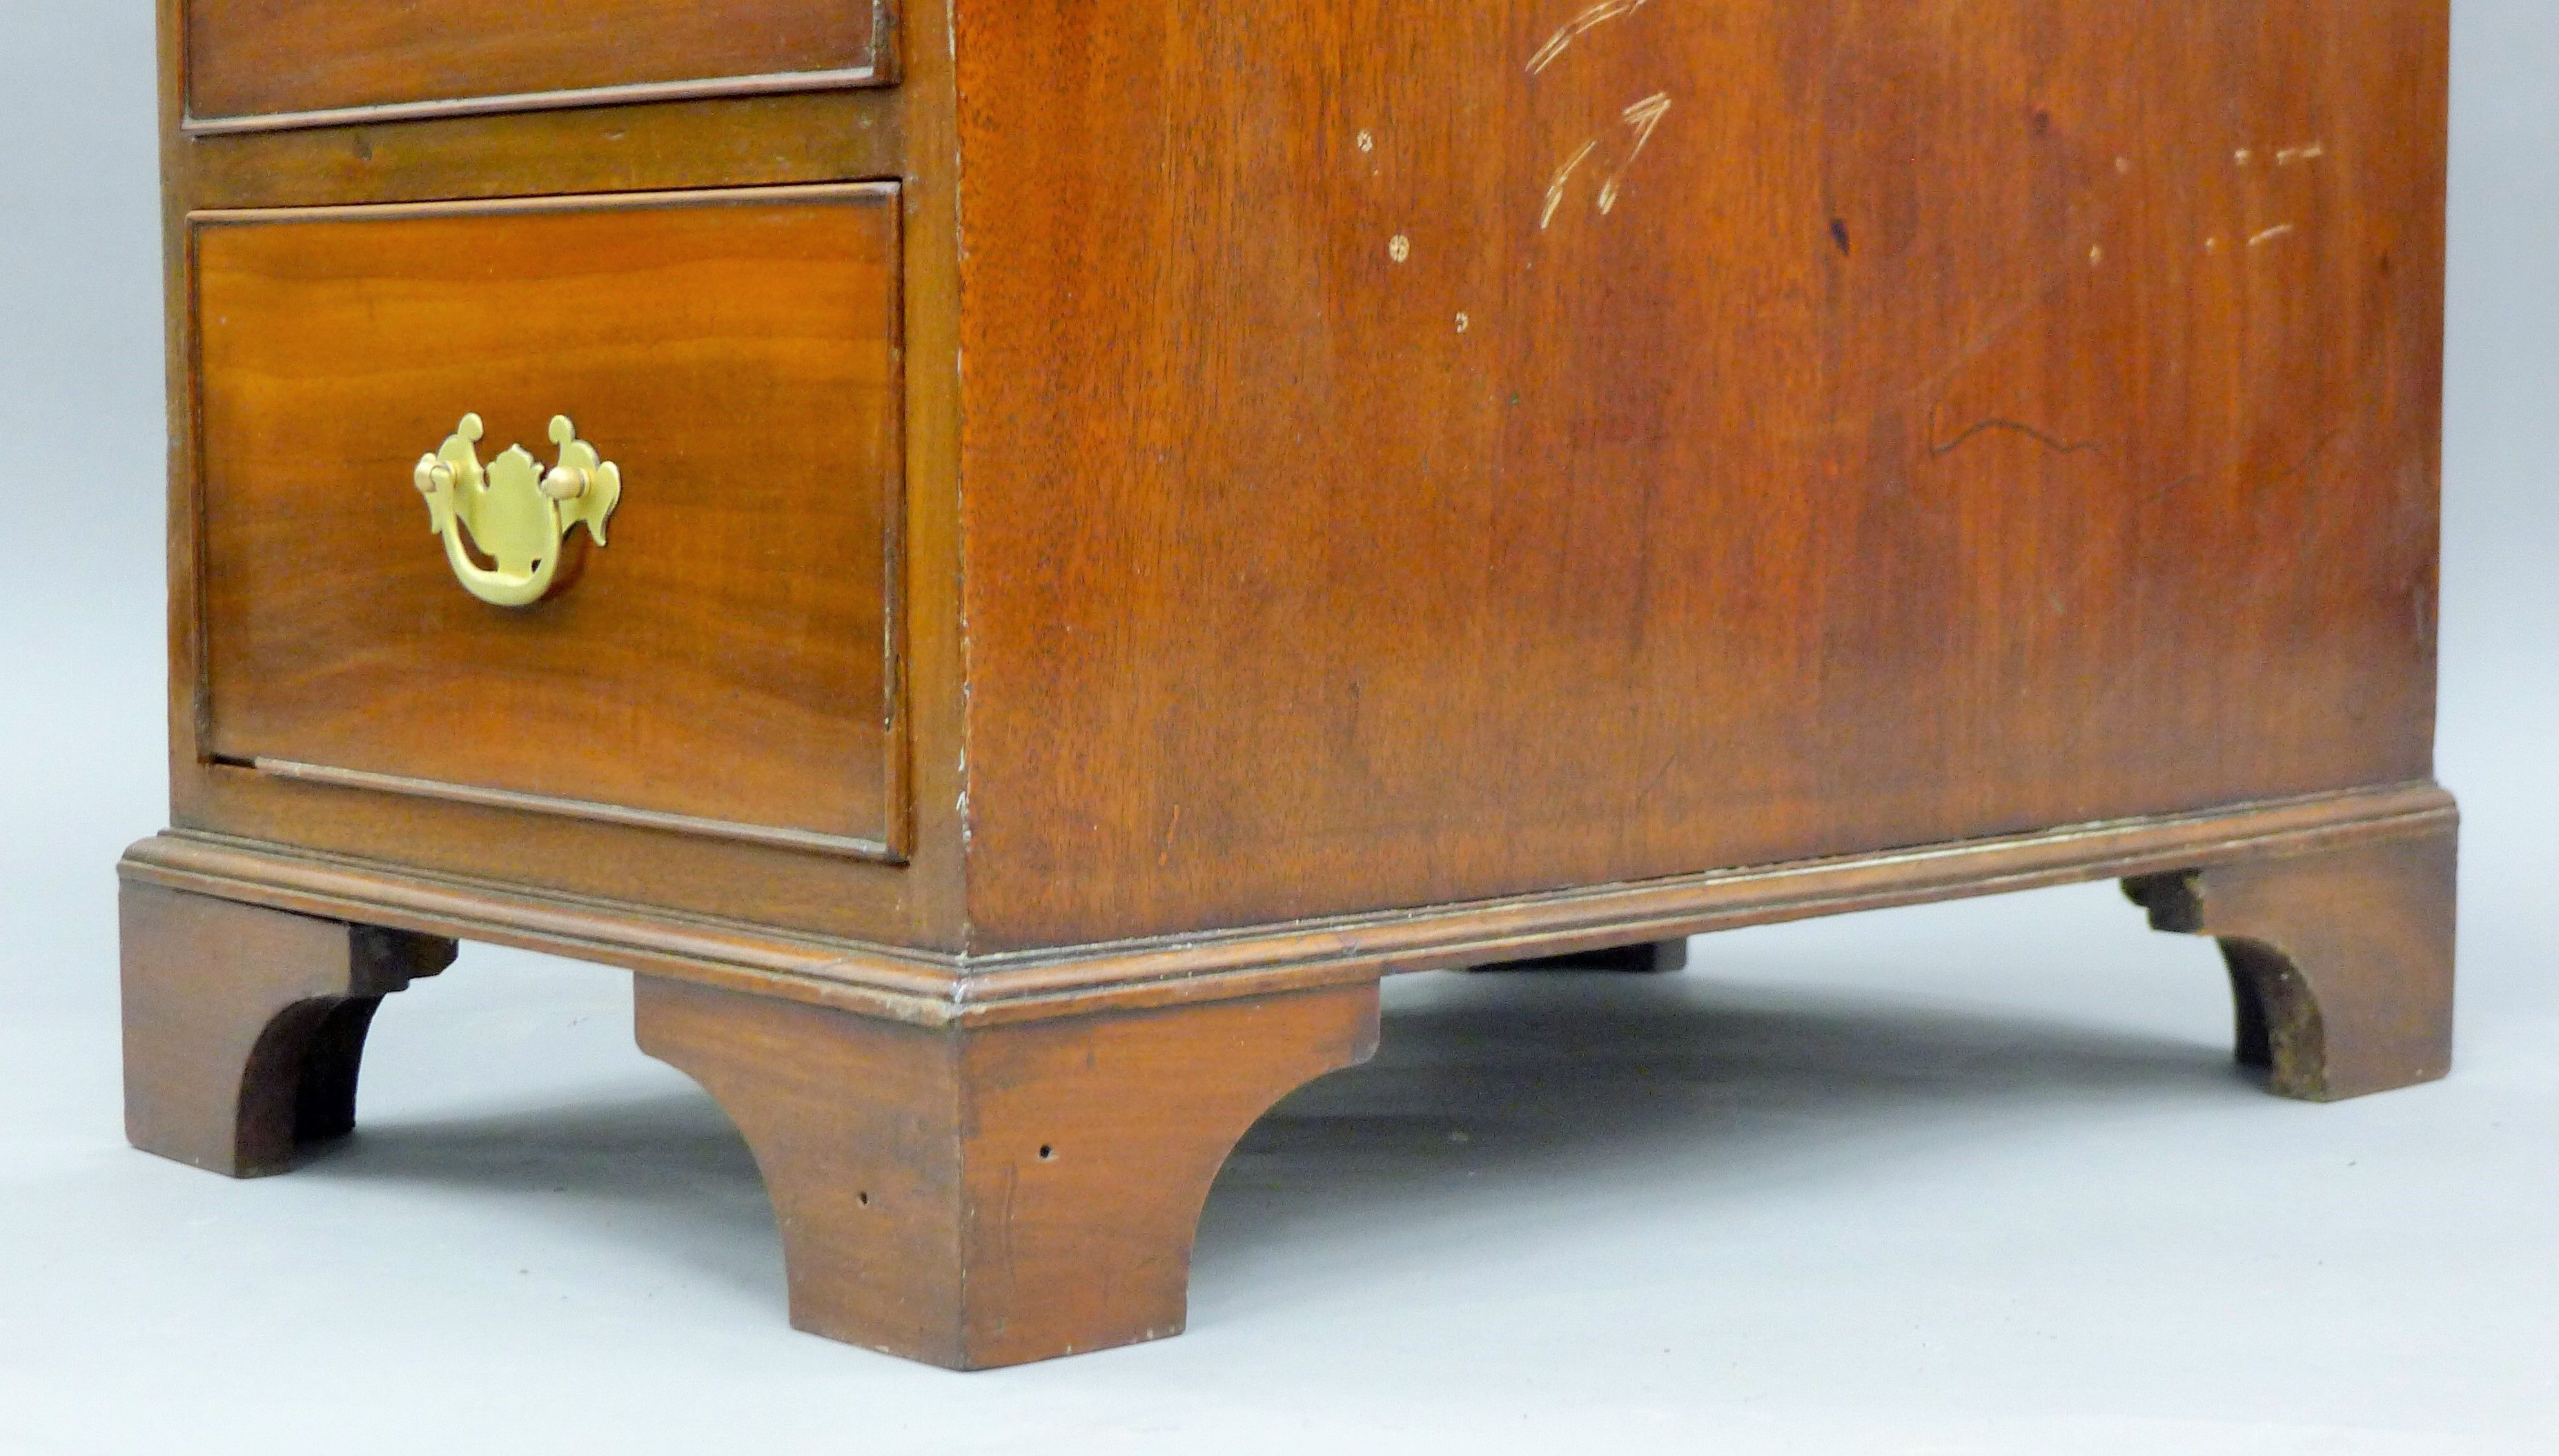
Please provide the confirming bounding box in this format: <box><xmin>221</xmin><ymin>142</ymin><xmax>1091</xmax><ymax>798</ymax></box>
<box><xmin>2126</xmin><ymin>826</ymin><xmax>2456</xmax><ymax>1102</ymax></box>
<box><xmin>635</xmin><ymin>977</ymin><xmax>1382</xmax><ymax>1368</ymax></box>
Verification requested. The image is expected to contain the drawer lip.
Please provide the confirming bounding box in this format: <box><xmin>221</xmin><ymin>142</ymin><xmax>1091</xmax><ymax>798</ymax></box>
<box><xmin>185</xmin><ymin>181</ymin><xmax>910</xmax><ymax>863</ymax></box>
<box><xmin>182</xmin><ymin>62</ymin><xmax>891</xmax><ymax>139</ymax></box>
<box><xmin>180</xmin><ymin>0</ymin><xmax>896</xmax><ymax>138</ymax></box>
<box><xmin>184</xmin><ymin>177</ymin><xmax>903</xmax><ymax>227</ymax></box>
<box><xmin>242</xmin><ymin>759</ymin><xmax>903</xmax><ymax>863</ymax></box>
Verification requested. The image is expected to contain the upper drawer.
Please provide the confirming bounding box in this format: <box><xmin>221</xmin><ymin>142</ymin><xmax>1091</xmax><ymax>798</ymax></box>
<box><xmin>191</xmin><ymin>184</ymin><xmax>905</xmax><ymax>860</ymax></box>
<box><xmin>184</xmin><ymin>0</ymin><xmax>894</xmax><ymax>133</ymax></box>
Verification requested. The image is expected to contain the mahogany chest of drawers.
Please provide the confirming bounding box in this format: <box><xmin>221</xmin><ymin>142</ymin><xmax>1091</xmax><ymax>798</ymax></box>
<box><xmin>123</xmin><ymin>0</ymin><xmax>2458</xmax><ymax>1368</ymax></box>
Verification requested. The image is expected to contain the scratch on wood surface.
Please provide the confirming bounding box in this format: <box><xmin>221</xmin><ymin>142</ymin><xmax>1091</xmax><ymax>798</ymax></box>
<box><xmin>2275</xmin><ymin>142</ymin><xmax>2326</xmax><ymax>165</ymax></box>
<box><xmin>1541</xmin><ymin>139</ymin><xmax>1598</xmax><ymax>228</ymax></box>
<box><xmin>1928</xmin><ymin>414</ymin><xmax>2102</xmax><ymax>460</ymax></box>
<box><xmin>1597</xmin><ymin>92</ymin><xmax>1673</xmax><ymax>213</ymax></box>
<box><xmin>2249</xmin><ymin>223</ymin><xmax>2297</xmax><ymax>248</ymax></box>
<box><xmin>1528</xmin><ymin>0</ymin><xmax>1654</xmax><ymax>75</ymax></box>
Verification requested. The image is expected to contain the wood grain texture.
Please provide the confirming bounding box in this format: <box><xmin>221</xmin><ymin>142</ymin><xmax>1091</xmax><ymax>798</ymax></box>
<box><xmin>2127</xmin><ymin>825</ymin><xmax>2457</xmax><ymax>1101</ymax></box>
<box><xmin>184</xmin><ymin>88</ymin><xmax>904</xmax><ymax>213</ymax></box>
<box><xmin>951</xmin><ymin>0</ymin><xmax>2451</xmax><ymax>950</ymax></box>
<box><xmin>186</xmin><ymin>0</ymin><xmax>889</xmax><ymax>128</ymax></box>
<box><xmin>121</xmin><ymin>881</ymin><xmax>456</xmax><ymax>1176</ymax></box>
<box><xmin>193</xmin><ymin>186</ymin><xmax>905</xmax><ymax>852</ymax></box>
<box><xmin>636</xmin><ymin>976</ymin><xmax>1381</xmax><ymax>1368</ymax></box>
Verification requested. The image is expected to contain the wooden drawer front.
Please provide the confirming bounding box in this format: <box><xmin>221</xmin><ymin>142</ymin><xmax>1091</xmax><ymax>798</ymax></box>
<box><xmin>193</xmin><ymin>185</ymin><xmax>904</xmax><ymax>859</ymax></box>
<box><xmin>185</xmin><ymin>0</ymin><xmax>892</xmax><ymax>132</ymax></box>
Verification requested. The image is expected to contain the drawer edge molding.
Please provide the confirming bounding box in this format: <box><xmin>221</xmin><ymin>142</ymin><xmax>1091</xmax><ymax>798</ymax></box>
<box><xmin>126</xmin><ymin>780</ymin><xmax>2455</xmax><ymax>1029</ymax></box>
<box><xmin>184</xmin><ymin>64</ymin><xmax>892</xmax><ymax>139</ymax></box>
<box><xmin>244</xmin><ymin>759</ymin><xmax>903</xmax><ymax>864</ymax></box>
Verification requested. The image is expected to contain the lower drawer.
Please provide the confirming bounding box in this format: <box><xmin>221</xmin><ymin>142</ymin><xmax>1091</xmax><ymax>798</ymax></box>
<box><xmin>190</xmin><ymin>184</ymin><xmax>905</xmax><ymax>859</ymax></box>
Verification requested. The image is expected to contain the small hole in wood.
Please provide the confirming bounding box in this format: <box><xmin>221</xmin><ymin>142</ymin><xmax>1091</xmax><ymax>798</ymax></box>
<box><xmin>857</xmin><ymin>1191</ymin><xmax>871</xmax><ymax>1206</ymax></box>
<box><xmin>1038</xmin><ymin>1145</ymin><xmax>1056</xmax><ymax>1161</ymax></box>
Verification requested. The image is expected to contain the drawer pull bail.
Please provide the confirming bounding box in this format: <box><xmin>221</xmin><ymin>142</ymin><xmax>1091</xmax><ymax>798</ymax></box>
<box><xmin>412</xmin><ymin>413</ymin><xmax>622</xmax><ymax>607</ymax></box>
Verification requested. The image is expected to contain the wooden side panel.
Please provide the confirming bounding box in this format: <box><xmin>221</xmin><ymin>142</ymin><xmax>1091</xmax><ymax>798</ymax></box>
<box><xmin>195</xmin><ymin>187</ymin><xmax>904</xmax><ymax>853</ymax></box>
<box><xmin>952</xmin><ymin>1</ymin><xmax>2451</xmax><ymax>948</ymax></box>
<box><xmin>186</xmin><ymin>0</ymin><xmax>890</xmax><ymax>128</ymax></box>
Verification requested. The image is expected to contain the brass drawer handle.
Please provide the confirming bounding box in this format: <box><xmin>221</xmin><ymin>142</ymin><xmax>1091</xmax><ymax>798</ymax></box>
<box><xmin>412</xmin><ymin>414</ymin><xmax>622</xmax><ymax>607</ymax></box>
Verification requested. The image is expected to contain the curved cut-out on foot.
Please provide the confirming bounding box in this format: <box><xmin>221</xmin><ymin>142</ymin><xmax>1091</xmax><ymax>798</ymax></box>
<box><xmin>635</xmin><ymin>977</ymin><xmax>1382</xmax><ymax>1369</ymax></box>
<box><xmin>120</xmin><ymin>882</ymin><xmax>455</xmax><ymax>1176</ymax></box>
<box><xmin>2125</xmin><ymin>827</ymin><xmax>2456</xmax><ymax>1103</ymax></box>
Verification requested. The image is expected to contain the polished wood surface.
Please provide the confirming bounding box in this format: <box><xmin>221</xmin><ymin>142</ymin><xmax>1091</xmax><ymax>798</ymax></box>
<box><xmin>952</xmin><ymin>0</ymin><xmax>2451</xmax><ymax>949</ymax></box>
<box><xmin>121</xmin><ymin>881</ymin><xmax>456</xmax><ymax>1176</ymax></box>
<box><xmin>134</xmin><ymin>0</ymin><xmax>2464</xmax><ymax>1370</ymax></box>
<box><xmin>2129</xmin><ymin>827</ymin><xmax>2458</xmax><ymax>1102</ymax></box>
<box><xmin>636</xmin><ymin>976</ymin><xmax>1381</xmax><ymax>1368</ymax></box>
<box><xmin>186</xmin><ymin>0</ymin><xmax>889</xmax><ymax>129</ymax></box>
<box><xmin>184</xmin><ymin>88</ymin><xmax>905</xmax><ymax>214</ymax></box>
<box><xmin>194</xmin><ymin>186</ymin><xmax>905</xmax><ymax>853</ymax></box>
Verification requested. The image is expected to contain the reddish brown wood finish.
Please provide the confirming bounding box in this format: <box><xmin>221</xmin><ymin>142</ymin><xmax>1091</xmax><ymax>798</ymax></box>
<box><xmin>135</xmin><ymin>0</ymin><xmax>2463</xmax><ymax>1371</ymax></box>
<box><xmin>636</xmin><ymin>976</ymin><xmax>1381</xmax><ymax>1367</ymax></box>
<box><xmin>951</xmin><ymin>0</ymin><xmax>2451</xmax><ymax>950</ymax></box>
<box><xmin>186</xmin><ymin>0</ymin><xmax>889</xmax><ymax>128</ymax></box>
<box><xmin>121</xmin><ymin>881</ymin><xmax>456</xmax><ymax>1176</ymax></box>
<box><xmin>2128</xmin><ymin>827</ymin><xmax>2458</xmax><ymax>1102</ymax></box>
<box><xmin>193</xmin><ymin>187</ymin><xmax>905</xmax><ymax>854</ymax></box>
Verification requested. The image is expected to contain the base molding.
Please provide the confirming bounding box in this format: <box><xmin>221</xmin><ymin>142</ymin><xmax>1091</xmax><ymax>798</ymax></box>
<box><xmin>119</xmin><ymin>783</ymin><xmax>2459</xmax><ymax>1366</ymax></box>
<box><xmin>122</xmin><ymin>780</ymin><xmax>2455</xmax><ymax>1027</ymax></box>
